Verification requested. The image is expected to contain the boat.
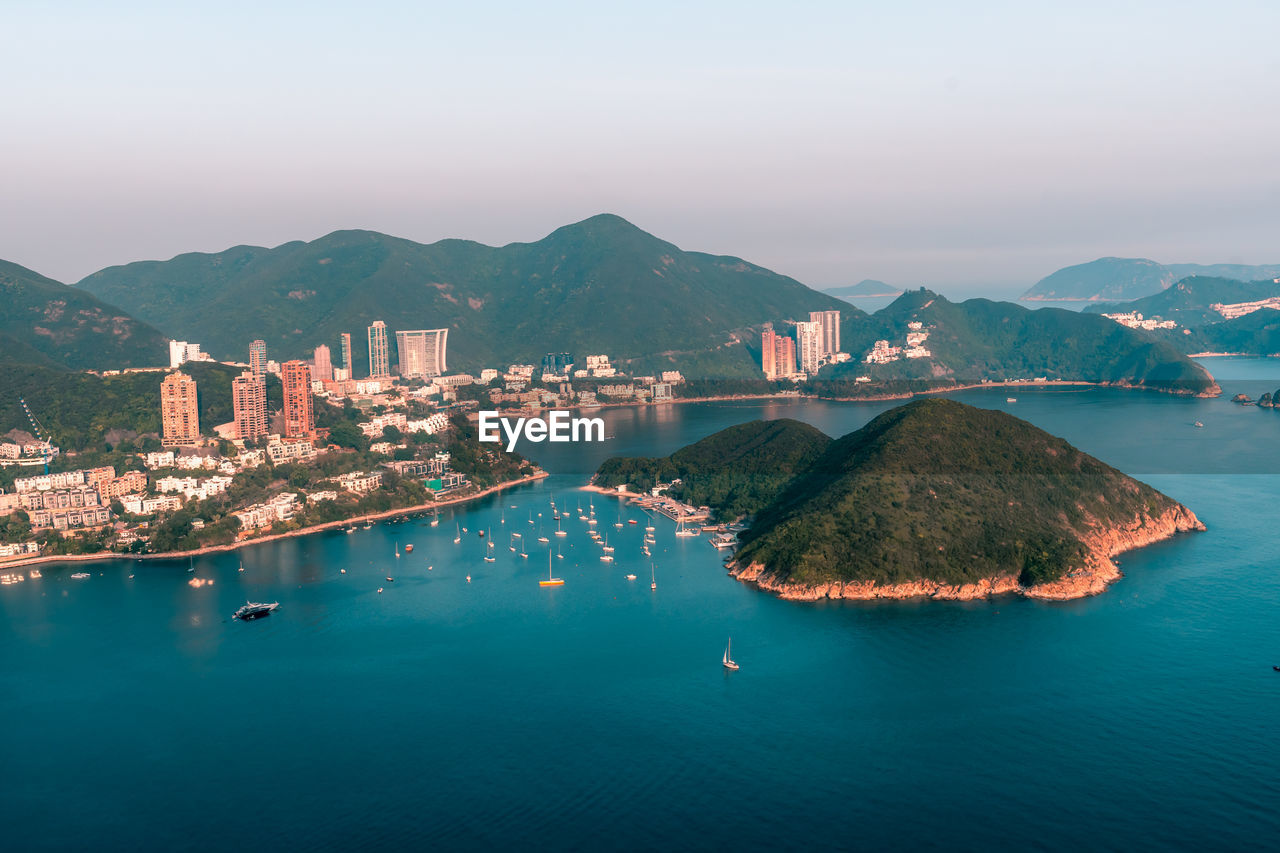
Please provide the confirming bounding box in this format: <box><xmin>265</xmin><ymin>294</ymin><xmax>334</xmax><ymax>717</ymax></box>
<box><xmin>1273</xmin><ymin>665</ymin><xmax>1280</xmax><ymax>672</ymax></box>
<box><xmin>484</xmin><ymin>532</ymin><xmax>496</xmax><ymax>562</ymax></box>
<box><xmin>430</xmin><ymin>514</ymin><xmax>439</xmax><ymax>527</ymax></box>
<box><xmin>405</xmin><ymin>544</ymin><xmax>414</xmax><ymax>553</ymax></box>
<box><xmin>386</xmin><ymin>576</ymin><xmax>394</xmax><ymax>582</ymax></box>
<box><xmin>478</xmin><ymin>529</ymin><xmax>485</xmax><ymax>538</ymax></box>
<box><xmin>233</xmin><ymin>601</ymin><xmax>279</xmax><ymax>621</ymax></box>
<box><xmin>340</xmin><ymin>568</ymin><xmax>346</xmax><ymax>573</ymax></box>
<box><xmin>555</xmin><ymin>517</ymin><xmax>567</xmax><ymax>537</ymax></box>
<box><xmin>600</xmin><ymin>554</ymin><xmax>614</xmax><ymax>562</ymax></box>
<box><xmin>1194</xmin><ymin>421</ymin><xmax>1205</xmax><ymax>428</ymax></box>
<box><xmin>642</xmin><ymin>546</ymin><xmax>651</xmax><ymax>556</ymax></box>
<box><xmin>650</xmin><ymin>564</ymin><xmax>657</xmax><ymax>591</ymax></box>
<box><xmin>628</xmin><ymin>519</ymin><xmax>638</xmax><ymax>525</ymax></box>
<box><xmin>71</xmin><ymin>572</ymin><xmax>90</xmax><ymax>579</ymax></box>
<box><xmin>29</xmin><ymin>569</ymin><xmax>41</xmax><ymax>579</ymax></box>
<box><xmin>466</xmin><ymin>574</ymin><xmax>471</xmax><ymax>583</ymax></box>
<box><xmin>710</xmin><ymin>533</ymin><xmax>737</xmax><ymax>550</ymax></box>
<box><xmin>602</xmin><ymin>535</ymin><xmax>614</xmax><ymax>553</ymax></box>
<box><xmin>238</xmin><ymin>561</ymin><xmax>245</xmax><ymax>572</ymax></box>
<box><xmin>362</xmin><ymin>523</ymin><xmax>372</xmax><ymax>530</ymax></box>
<box><xmin>395</xmin><ymin>543</ymin><xmax>401</xmax><ymax>558</ymax></box>
<box><xmin>675</xmin><ymin>518</ymin><xmax>699</xmax><ymax>537</ymax></box>
<box><xmin>454</xmin><ymin>524</ymin><xmax>462</xmax><ymax>544</ymax></box>
<box><xmin>462</xmin><ymin>527</ymin><xmax>468</xmax><ymax>533</ymax></box>
<box><xmin>539</xmin><ymin>550</ymin><xmax>564</xmax><ymax>586</ymax></box>
<box><xmin>377</xmin><ymin>587</ymin><xmax>383</xmax><ymax>593</ymax></box>
<box><xmin>345</xmin><ymin>527</ymin><xmax>355</xmax><ymax>534</ymax></box>
<box><xmin>187</xmin><ymin>557</ymin><xmax>195</xmax><ymax>573</ymax></box>
<box><xmin>722</xmin><ymin>638</ymin><xmax>739</xmax><ymax>671</ymax></box>
<box><xmin>1006</xmin><ymin>397</ymin><xmax>1017</xmax><ymax>403</ymax></box>
<box><xmin>626</xmin><ymin>573</ymin><xmax>637</xmax><ymax>580</ymax></box>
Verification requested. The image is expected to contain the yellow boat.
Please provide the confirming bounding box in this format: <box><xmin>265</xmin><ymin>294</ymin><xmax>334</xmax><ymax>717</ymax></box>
<box><xmin>539</xmin><ymin>551</ymin><xmax>564</xmax><ymax>586</ymax></box>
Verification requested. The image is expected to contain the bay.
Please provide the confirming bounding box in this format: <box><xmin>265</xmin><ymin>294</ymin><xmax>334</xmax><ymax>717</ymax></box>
<box><xmin>3</xmin><ymin>360</ymin><xmax>1279</xmax><ymax>850</ymax></box>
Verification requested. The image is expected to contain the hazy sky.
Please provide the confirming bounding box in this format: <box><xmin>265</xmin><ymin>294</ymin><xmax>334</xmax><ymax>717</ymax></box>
<box><xmin>3</xmin><ymin>0</ymin><xmax>1278</xmax><ymax>292</ymax></box>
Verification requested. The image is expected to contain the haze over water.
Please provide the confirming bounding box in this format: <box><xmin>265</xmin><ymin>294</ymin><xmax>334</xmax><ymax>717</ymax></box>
<box><xmin>3</xmin><ymin>359</ymin><xmax>1280</xmax><ymax>850</ymax></box>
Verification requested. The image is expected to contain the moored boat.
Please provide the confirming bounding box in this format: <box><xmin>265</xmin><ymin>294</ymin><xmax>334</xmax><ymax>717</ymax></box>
<box><xmin>234</xmin><ymin>601</ymin><xmax>279</xmax><ymax>620</ymax></box>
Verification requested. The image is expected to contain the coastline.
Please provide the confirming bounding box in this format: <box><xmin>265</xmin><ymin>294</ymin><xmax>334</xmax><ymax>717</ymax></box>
<box><xmin>727</xmin><ymin>503</ymin><xmax>1205</xmax><ymax>603</ymax></box>
<box><xmin>1</xmin><ymin>470</ymin><xmax>549</xmax><ymax>571</ymax></box>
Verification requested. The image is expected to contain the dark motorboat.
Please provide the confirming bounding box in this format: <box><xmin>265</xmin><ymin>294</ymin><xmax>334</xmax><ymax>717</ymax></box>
<box><xmin>234</xmin><ymin>601</ymin><xmax>279</xmax><ymax>621</ymax></box>
<box><xmin>1274</xmin><ymin>665</ymin><xmax>1280</xmax><ymax>672</ymax></box>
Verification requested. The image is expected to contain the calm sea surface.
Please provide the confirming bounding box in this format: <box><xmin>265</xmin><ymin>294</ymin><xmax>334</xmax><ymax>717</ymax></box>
<box><xmin>3</xmin><ymin>358</ymin><xmax>1280</xmax><ymax>851</ymax></box>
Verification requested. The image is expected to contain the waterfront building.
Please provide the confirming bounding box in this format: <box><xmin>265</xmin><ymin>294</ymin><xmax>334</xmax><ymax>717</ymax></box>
<box><xmin>809</xmin><ymin>310</ymin><xmax>841</xmax><ymax>359</ymax></box>
<box><xmin>761</xmin><ymin>324</ymin><xmax>800</xmax><ymax>379</ymax></box>
<box><xmin>395</xmin><ymin>329</ymin><xmax>449</xmax><ymax>378</ymax></box>
<box><xmin>281</xmin><ymin>361</ymin><xmax>314</xmax><ymax>439</ymax></box>
<box><xmin>542</xmin><ymin>352</ymin><xmax>575</xmax><ymax>375</ymax></box>
<box><xmin>232</xmin><ymin>371</ymin><xmax>268</xmax><ymax>441</ymax></box>
<box><xmin>313</xmin><ymin>344</ymin><xmax>333</xmax><ymax>382</ymax></box>
<box><xmin>160</xmin><ymin>372</ymin><xmax>200</xmax><ymax>446</ymax></box>
<box><xmin>249</xmin><ymin>340</ymin><xmax>267</xmax><ymax>379</ymax></box>
<box><xmin>795</xmin><ymin>320</ymin><xmax>822</xmax><ymax>375</ymax></box>
<box><xmin>368</xmin><ymin>321</ymin><xmax>390</xmax><ymax>379</ymax></box>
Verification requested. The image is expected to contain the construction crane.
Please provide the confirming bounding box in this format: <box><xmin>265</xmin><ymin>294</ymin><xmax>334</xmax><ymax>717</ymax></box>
<box><xmin>18</xmin><ymin>397</ymin><xmax>54</xmax><ymax>474</ymax></box>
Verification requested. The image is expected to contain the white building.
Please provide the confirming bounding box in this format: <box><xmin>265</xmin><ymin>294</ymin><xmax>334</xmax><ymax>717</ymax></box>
<box><xmin>167</xmin><ymin>341</ymin><xmax>208</xmax><ymax>368</ymax></box>
<box><xmin>794</xmin><ymin>321</ymin><xmax>822</xmax><ymax>374</ymax></box>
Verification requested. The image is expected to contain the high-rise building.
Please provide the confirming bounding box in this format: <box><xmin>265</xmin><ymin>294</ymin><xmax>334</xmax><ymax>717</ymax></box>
<box><xmin>160</xmin><ymin>372</ymin><xmax>200</xmax><ymax>446</ymax></box>
<box><xmin>339</xmin><ymin>333</ymin><xmax>352</xmax><ymax>375</ymax></box>
<box><xmin>541</xmin><ymin>352</ymin><xmax>574</xmax><ymax>375</ymax></box>
<box><xmin>395</xmin><ymin>329</ymin><xmax>449</xmax><ymax>378</ymax></box>
<box><xmin>795</xmin><ymin>320</ymin><xmax>822</xmax><ymax>375</ymax></box>
<box><xmin>367</xmin><ymin>321</ymin><xmax>390</xmax><ymax>379</ymax></box>
<box><xmin>313</xmin><ymin>345</ymin><xmax>333</xmax><ymax>382</ymax></box>
<box><xmin>231</xmin><ymin>371</ymin><xmax>268</xmax><ymax>441</ymax></box>
<box><xmin>809</xmin><ymin>310</ymin><xmax>841</xmax><ymax>358</ymax></box>
<box><xmin>249</xmin><ymin>340</ymin><xmax>267</xmax><ymax>379</ymax></box>
<box><xmin>761</xmin><ymin>324</ymin><xmax>777</xmax><ymax>379</ymax></box>
<box><xmin>281</xmin><ymin>361</ymin><xmax>314</xmax><ymax>440</ymax></box>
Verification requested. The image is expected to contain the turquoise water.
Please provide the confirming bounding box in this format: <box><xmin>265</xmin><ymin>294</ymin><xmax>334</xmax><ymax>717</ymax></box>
<box><xmin>4</xmin><ymin>362</ymin><xmax>1280</xmax><ymax>850</ymax></box>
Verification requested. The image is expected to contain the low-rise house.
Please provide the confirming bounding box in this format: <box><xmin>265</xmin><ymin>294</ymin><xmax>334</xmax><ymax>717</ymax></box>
<box><xmin>30</xmin><ymin>506</ymin><xmax>113</xmax><ymax>530</ymax></box>
<box><xmin>266</xmin><ymin>440</ymin><xmax>317</xmax><ymax>464</ymax></box>
<box><xmin>121</xmin><ymin>494</ymin><xmax>184</xmax><ymax>515</ymax></box>
<box><xmin>336</xmin><ymin>471</ymin><xmax>383</xmax><ymax>494</ymax></box>
<box><xmin>98</xmin><ymin>471</ymin><xmax>149</xmax><ymax>500</ymax></box>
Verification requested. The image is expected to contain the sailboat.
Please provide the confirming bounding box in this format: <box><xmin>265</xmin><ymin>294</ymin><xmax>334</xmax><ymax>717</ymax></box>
<box><xmin>501</xmin><ymin>510</ymin><xmax>506</xmax><ymax>525</ymax></box>
<box><xmin>554</xmin><ymin>516</ymin><xmax>567</xmax><ymax>537</ymax></box>
<box><xmin>528</xmin><ymin>509</ymin><xmax>534</xmax><ymax>525</ymax></box>
<box><xmin>537</xmin><ymin>522</ymin><xmax>549</xmax><ymax>544</ymax></box>
<box><xmin>722</xmin><ymin>638</ymin><xmax>739</xmax><ymax>671</ymax></box>
<box><xmin>484</xmin><ymin>531</ymin><xmax>496</xmax><ymax>562</ymax></box>
<box><xmin>429</xmin><ymin>514</ymin><xmax>439</xmax><ymax>527</ymax></box>
<box><xmin>187</xmin><ymin>557</ymin><xmax>195</xmax><ymax>573</ymax></box>
<box><xmin>454</xmin><ymin>523</ymin><xmax>462</xmax><ymax>544</ymax></box>
<box><xmin>238</xmin><ymin>561</ymin><xmax>245</xmax><ymax>573</ymax></box>
<box><xmin>539</xmin><ymin>549</ymin><xmax>564</xmax><ymax>586</ymax></box>
<box><xmin>556</xmin><ymin>544</ymin><xmax>565</xmax><ymax>560</ymax></box>
<box><xmin>602</xmin><ymin>534</ymin><xmax>614</xmax><ymax>553</ymax></box>
<box><xmin>510</xmin><ymin>532</ymin><xmax>521</xmax><ymax>552</ymax></box>
<box><xmin>650</xmin><ymin>563</ymin><xmax>657</xmax><ymax>591</ymax></box>
<box><xmin>675</xmin><ymin>517</ymin><xmax>699</xmax><ymax>537</ymax></box>
<box><xmin>395</xmin><ymin>542</ymin><xmax>401</xmax><ymax>558</ymax></box>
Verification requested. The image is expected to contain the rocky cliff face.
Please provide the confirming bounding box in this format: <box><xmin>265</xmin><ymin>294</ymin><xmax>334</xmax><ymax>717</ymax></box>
<box><xmin>729</xmin><ymin>503</ymin><xmax>1204</xmax><ymax>603</ymax></box>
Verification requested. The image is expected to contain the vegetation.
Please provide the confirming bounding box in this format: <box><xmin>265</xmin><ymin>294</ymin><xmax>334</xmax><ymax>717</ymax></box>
<box><xmin>1022</xmin><ymin>258</ymin><xmax>1280</xmax><ymax>302</ymax></box>
<box><xmin>0</xmin><ymin>259</ymin><xmax>168</xmax><ymax>370</ymax></box>
<box><xmin>74</xmin><ymin>214</ymin><xmax>852</xmax><ymax>376</ymax></box>
<box><xmin>0</xmin><ymin>362</ymin><xmax>282</xmax><ymax>453</ymax></box>
<box><xmin>598</xmin><ymin>400</ymin><xmax>1188</xmax><ymax>589</ymax></box>
<box><xmin>594</xmin><ymin>419</ymin><xmax>831</xmax><ymax>519</ymax></box>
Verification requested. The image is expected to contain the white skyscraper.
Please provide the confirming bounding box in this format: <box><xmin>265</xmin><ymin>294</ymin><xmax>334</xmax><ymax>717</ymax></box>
<box><xmin>394</xmin><ymin>329</ymin><xmax>448</xmax><ymax>378</ymax></box>
<box><xmin>809</xmin><ymin>310</ymin><xmax>841</xmax><ymax>358</ymax></box>
<box><xmin>794</xmin><ymin>320</ymin><xmax>822</xmax><ymax>375</ymax></box>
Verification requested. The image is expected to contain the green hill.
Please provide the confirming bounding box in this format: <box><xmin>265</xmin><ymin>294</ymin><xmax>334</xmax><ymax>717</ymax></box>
<box><xmin>1083</xmin><ymin>276</ymin><xmax>1280</xmax><ymax>326</ymax></box>
<box><xmin>0</xmin><ymin>259</ymin><xmax>168</xmax><ymax>370</ymax></box>
<box><xmin>593</xmin><ymin>419</ymin><xmax>831</xmax><ymax>519</ymax></box>
<box><xmin>708</xmin><ymin>400</ymin><xmax>1201</xmax><ymax>596</ymax></box>
<box><xmin>0</xmin><ymin>362</ymin><xmax>281</xmax><ymax>454</ymax></box>
<box><xmin>826</xmin><ymin>289</ymin><xmax>1215</xmax><ymax>393</ymax></box>
<box><xmin>76</xmin><ymin>214</ymin><xmax>853</xmax><ymax>378</ymax></box>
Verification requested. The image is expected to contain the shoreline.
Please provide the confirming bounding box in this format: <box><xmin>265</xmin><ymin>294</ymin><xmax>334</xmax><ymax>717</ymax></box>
<box><xmin>0</xmin><ymin>470</ymin><xmax>549</xmax><ymax>571</ymax></box>
<box><xmin>727</xmin><ymin>503</ymin><xmax>1204</xmax><ymax>603</ymax></box>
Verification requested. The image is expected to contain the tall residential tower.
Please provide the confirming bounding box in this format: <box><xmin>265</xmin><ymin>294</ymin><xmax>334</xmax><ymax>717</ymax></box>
<box><xmin>160</xmin><ymin>372</ymin><xmax>200</xmax><ymax>446</ymax></box>
<box><xmin>394</xmin><ymin>329</ymin><xmax>448</xmax><ymax>378</ymax></box>
<box><xmin>249</xmin><ymin>339</ymin><xmax>267</xmax><ymax>379</ymax></box>
<box><xmin>231</xmin><ymin>372</ymin><xmax>268</xmax><ymax>441</ymax></box>
<box><xmin>281</xmin><ymin>361</ymin><xmax>314</xmax><ymax>439</ymax></box>
<box><xmin>367</xmin><ymin>321</ymin><xmax>390</xmax><ymax>379</ymax></box>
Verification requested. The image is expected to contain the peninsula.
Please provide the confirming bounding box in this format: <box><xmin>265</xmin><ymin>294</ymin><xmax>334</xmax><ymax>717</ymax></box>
<box><xmin>594</xmin><ymin>400</ymin><xmax>1203</xmax><ymax>601</ymax></box>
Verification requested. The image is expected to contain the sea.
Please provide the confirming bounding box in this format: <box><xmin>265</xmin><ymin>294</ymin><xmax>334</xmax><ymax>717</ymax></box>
<box><xmin>2</xmin><ymin>357</ymin><xmax>1279</xmax><ymax>851</ymax></box>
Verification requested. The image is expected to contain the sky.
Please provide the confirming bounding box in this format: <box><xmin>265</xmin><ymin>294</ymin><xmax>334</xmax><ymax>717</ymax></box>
<box><xmin>3</xmin><ymin>0</ymin><xmax>1278</xmax><ymax>294</ymax></box>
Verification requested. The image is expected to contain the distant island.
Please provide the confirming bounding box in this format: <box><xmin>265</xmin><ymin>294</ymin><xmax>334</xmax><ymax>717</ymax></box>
<box><xmin>824</xmin><ymin>279</ymin><xmax>904</xmax><ymax>300</ymax></box>
<box><xmin>594</xmin><ymin>400</ymin><xmax>1203</xmax><ymax>601</ymax></box>
<box><xmin>1021</xmin><ymin>257</ymin><xmax>1280</xmax><ymax>303</ymax></box>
